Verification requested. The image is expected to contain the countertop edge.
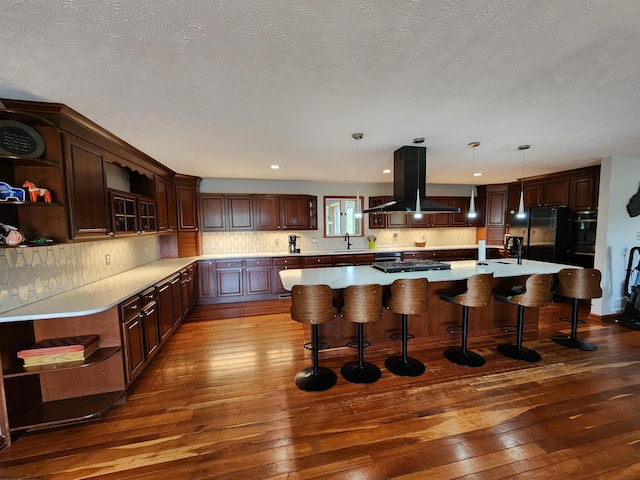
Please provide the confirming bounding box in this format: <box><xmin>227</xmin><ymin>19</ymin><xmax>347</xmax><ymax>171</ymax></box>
<box><xmin>0</xmin><ymin>257</ymin><xmax>198</xmax><ymax>323</ymax></box>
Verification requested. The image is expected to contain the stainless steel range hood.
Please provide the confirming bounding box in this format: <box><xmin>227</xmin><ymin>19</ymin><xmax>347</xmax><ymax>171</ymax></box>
<box><xmin>363</xmin><ymin>145</ymin><xmax>460</xmax><ymax>214</ymax></box>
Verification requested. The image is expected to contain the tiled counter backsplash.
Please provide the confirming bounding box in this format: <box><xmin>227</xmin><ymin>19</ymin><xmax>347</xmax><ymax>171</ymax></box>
<box><xmin>0</xmin><ymin>236</ymin><xmax>160</xmax><ymax>313</ymax></box>
<box><xmin>201</xmin><ymin>228</ymin><xmax>477</xmax><ymax>254</ymax></box>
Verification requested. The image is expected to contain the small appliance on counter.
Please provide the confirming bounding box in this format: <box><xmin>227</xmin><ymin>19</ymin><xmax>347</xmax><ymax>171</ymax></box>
<box><xmin>288</xmin><ymin>234</ymin><xmax>300</xmax><ymax>254</ymax></box>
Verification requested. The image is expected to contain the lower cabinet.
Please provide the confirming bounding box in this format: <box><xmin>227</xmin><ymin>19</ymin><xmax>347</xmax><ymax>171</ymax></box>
<box><xmin>198</xmin><ymin>259</ymin><xmax>274</xmax><ymax>304</ymax></box>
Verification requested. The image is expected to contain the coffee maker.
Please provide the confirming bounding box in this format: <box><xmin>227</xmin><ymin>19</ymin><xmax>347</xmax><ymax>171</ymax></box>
<box><xmin>288</xmin><ymin>235</ymin><xmax>300</xmax><ymax>254</ymax></box>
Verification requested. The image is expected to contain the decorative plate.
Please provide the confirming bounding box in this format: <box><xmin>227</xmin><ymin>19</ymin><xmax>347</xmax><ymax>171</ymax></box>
<box><xmin>0</xmin><ymin>119</ymin><xmax>46</xmax><ymax>158</ymax></box>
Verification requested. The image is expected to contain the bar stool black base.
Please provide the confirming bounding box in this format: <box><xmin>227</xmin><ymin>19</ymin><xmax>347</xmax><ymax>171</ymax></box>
<box><xmin>341</xmin><ymin>361</ymin><xmax>381</xmax><ymax>384</ymax></box>
<box><xmin>551</xmin><ymin>335</ymin><xmax>597</xmax><ymax>351</ymax></box>
<box><xmin>385</xmin><ymin>356</ymin><xmax>425</xmax><ymax>377</ymax></box>
<box><xmin>444</xmin><ymin>348</ymin><xmax>485</xmax><ymax>367</ymax></box>
<box><xmin>497</xmin><ymin>344</ymin><xmax>541</xmax><ymax>363</ymax></box>
<box><xmin>294</xmin><ymin>367</ymin><xmax>337</xmax><ymax>391</ymax></box>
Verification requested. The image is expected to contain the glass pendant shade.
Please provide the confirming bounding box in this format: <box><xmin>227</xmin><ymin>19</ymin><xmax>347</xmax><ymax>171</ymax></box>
<box><xmin>468</xmin><ymin>187</ymin><xmax>477</xmax><ymax>219</ymax></box>
<box><xmin>516</xmin><ymin>144</ymin><xmax>530</xmax><ymax>219</ymax></box>
<box><xmin>352</xmin><ymin>133</ymin><xmax>363</xmax><ymax>219</ymax></box>
<box><xmin>414</xmin><ymin>188</ymin><xmax>423</xmax><ymax>219</ymax></box>
<box><xmin>517</xmin><ymin>190</ymin><xmax>526</xmax><ymax>218</ymax></box>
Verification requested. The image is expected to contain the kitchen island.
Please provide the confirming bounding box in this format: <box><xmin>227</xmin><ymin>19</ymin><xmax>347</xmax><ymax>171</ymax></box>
<box><xmin>279</xmin><ymin>259</ymin><xmax>577</xmax><ymax>354</ymax></box>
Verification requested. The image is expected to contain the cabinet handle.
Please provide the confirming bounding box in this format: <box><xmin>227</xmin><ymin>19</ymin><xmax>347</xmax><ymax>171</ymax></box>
<box><xmin>144</xmin><ymin>308</ymin><xmax>155</xmax><ymax>316</ymax></box>
<box><xmin>128</xmin><ymin>304</ymin><xmax>138</xmax><ymax>310</ymax></box>
<box><xmin>109</xmin><ymin>232</ymin><xmax>115</xmax><ymax>237</ymax></box>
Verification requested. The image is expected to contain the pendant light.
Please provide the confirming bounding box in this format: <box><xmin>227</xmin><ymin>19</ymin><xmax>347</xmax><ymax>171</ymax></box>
<box><xmin>413</xmin><ymin>137</ymin><xmax>424</xmax><ymax>219</ymax></box>
<box><xmin>467</xmin><ymin>142</ymin><xmax>480</xmax><ymax>219</ymax></box>
<box><xmin>516</xmin><ymin>144</ymin><xmax>530</xmax><ymax>219</ymax></box>
<box><xmin>352</xmin><ymin>133</ymin><xmax>363</xmax><ymax>219</ymax></box>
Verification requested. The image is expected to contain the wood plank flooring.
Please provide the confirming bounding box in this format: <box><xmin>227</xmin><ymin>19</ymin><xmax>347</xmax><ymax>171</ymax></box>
<box><xmin>2</xmin><ymin>298</ymin><xmax>640</xmax><ymax>479</ymax></box>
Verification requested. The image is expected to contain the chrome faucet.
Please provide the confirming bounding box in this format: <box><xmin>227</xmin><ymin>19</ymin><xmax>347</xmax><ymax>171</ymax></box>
<box><xmin>505</xmin><ymin>236</ymin><xmax>523</xmax><ymax>265</ymax></box>
<box><xmin>344</xmin><ymin>232</ymin><xmax>352</xmax><ymax>250</ymax></box>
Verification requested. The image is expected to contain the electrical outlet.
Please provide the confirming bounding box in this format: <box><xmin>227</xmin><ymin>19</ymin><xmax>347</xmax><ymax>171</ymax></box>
<box><xmin>393</xmin><ymin>232</ymin><xmax>398</xmax><ymax>240</ymax></box>
<box><xmin>275</xmin><ymin>239</ymin><xmax>279</xmax><ymax>245</ymax></box>
<box><xmin>636</xmin><ymin>231</ymin><xmax>640</xmax><ymax>241</ymax></box>
<box><xmin>105</xmin><ymin>253</ymin><xmax>111</xmax><ymax>265</ymax></box>
<box><xmin>312</xmin><ymin>238</ymin><xmax>317</xmax><ymax>243</ymax></box>
<box><xmin>422</xmin><ymin>234</ymin><xmax>426</xmax><ymax>240</ymax></box>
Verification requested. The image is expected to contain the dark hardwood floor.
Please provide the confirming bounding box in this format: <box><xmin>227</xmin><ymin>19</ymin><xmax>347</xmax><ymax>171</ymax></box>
<box><xmin>2</xmin><ymin>298</ymin><xmax>640</xmax><ymax>479</ymax></box>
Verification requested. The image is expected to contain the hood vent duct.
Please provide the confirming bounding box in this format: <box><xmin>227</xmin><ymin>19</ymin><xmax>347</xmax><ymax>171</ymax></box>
<box><xmin>363</xmin><ymin>145</ymin><xmax>460</xmax><ymax>214</ymax></box>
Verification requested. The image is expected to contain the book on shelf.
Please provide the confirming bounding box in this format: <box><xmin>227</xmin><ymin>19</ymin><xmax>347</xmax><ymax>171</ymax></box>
<box><xmin>17</xmin><ymin>334</ymin><xmax>100</xmax><ymax>366</ymax></box>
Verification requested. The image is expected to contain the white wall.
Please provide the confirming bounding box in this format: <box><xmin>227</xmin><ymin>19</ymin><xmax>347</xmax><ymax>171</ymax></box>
<box><xmin>592</xmin><ymin>156</ymin><xmax>640</xmax><ymax>316</ymax></box>
<box><xmin>199</xmin><ymin>178</ymin><xmax>473</xmax><ymax>197</ymax></box>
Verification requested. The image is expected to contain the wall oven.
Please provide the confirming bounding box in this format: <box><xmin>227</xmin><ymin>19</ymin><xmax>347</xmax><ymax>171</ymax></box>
<box><xmin>569</xmin><ymin>211</ymin><xmax>597</xmax><ymax>267</ymax></box>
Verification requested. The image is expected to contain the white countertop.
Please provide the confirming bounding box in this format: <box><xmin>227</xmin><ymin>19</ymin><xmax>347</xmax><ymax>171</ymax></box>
<box><xmin>198</xmin><ymin>244</ymin><xmax>504</xmax><ymax>260</ymax></box>
<box><xmin>279</xmin><ymin>259</ymin><xmax>577</xmax><ymax>291</ymax></box>
<box><xmin>0</xmin><ymin>258</ymin><xmax>197</xmax><ymax>323</ymax></box>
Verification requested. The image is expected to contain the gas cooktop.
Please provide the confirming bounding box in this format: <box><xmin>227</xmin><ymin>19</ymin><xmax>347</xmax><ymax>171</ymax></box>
<box><xmin>372</xmin><ymin>260</ymin><xmax>452</xmax><ymax>273</ymax></box>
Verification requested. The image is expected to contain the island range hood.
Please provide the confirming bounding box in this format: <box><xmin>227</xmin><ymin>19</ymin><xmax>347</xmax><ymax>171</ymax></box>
<box><xmin>363</xmin><ymin>145</ymin><xmax>461</xmax><ymax>214</ymax></box>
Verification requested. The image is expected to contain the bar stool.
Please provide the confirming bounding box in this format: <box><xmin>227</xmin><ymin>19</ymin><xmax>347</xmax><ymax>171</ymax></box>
<box><xmin>384</xmin><ymin>278</ymin><xmax>429</xmax><ymax>377</ymax></box>
<box><xmin>494</xmin><ymin>273</ymin><xmax>553</xmax><ymax>362</ymax></box>
<box><xmin>552</xmin><ymin>268</ymin><xmax>602</xmax><ymax>351</ymax></box>
<box><xmin>339</xmin><ymin>284</ymin><xmax>383</xmax><ymax>383</ymax></box>
<box><xmin>290</xmin><ymin>284</ymin><xmax>338</xmax><ymax>391</ymax></box>
<box><xmin>439</xmin><ymin>273</ymin><xmax>493</xmax><ymax>367</ymax></box>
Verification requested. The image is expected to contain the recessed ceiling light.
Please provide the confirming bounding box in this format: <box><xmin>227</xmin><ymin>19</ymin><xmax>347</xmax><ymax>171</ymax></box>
<box><xmin>270</xmin><ymin>164</ymin><xmax>280</xmax><ymax>170</ymax></box>
<box><xmin>473</xmin><ymin>172</ymin><xmax>482</xmax><ymax>177</ymax></box>
<box><xmin>382</xmin><ymin>169</ymin><xmax>391</xmax><ymax>174</ymax></box>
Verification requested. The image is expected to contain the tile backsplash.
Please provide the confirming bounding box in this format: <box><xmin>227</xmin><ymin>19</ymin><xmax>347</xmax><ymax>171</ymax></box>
<box><xmin>0</xmin><ymin>236</ymin><xmax>160</xmax><ymax>313</ymax></box>
<box><xmin>201</xmin><ymin>228</ymin><xmax>478</xmax><ymax>254</ymax></box>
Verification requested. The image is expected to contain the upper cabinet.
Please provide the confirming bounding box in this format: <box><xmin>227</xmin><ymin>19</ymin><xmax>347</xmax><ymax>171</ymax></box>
<box><xmin>200</xmin><ymin>193</ymin><xmax>317</xmax><ymax>232</ymax></box>
<box><xmin>570</xmin><ymin>168</ymin><xmax>599</xmax><ymax>211</ymax></box>
<box><xmin>255</xmin><ymin>194</ymin><xmax>316</xmax><ymax>231</ymax></box>
<box><xmin>0</xmin><ymin>99</ymin><xmax>199</xmax><ymax>246</ymax></box>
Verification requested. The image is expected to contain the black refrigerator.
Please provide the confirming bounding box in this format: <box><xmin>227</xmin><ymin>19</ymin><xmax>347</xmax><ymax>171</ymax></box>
<box><xmin>507</xmin><ymin>206</ymin><xmax>571</xmax><ymax>264</ymax></box>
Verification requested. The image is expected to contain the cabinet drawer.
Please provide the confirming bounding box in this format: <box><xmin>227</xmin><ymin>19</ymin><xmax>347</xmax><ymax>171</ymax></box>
<box><xmin>140</xmin><ymin>287</ymin><xmax>156</xmax><ymax>307</ymax></box>
<box><xmin>274</xmin><ymin>257</ymin><xmax>302</xmax><ymax>267</ymax></box>
<box><xmin>120</xmin><ymin>297</ymin><xmax>141</xmax><ymax>322</ymax></box>
<box><xmin>216</xmin><ymin>260</ymin><xmax>242</xmax><ymax>269</ymax></box>
<box><xmin>245</xmin><ymin>258</ymin><xmax>272</xmax><ymax>267</ymax></box>
<box><xmin>402</xmin><ymin>252</ymin><xmax>424</xmax><ymax>260</ymax></box>
<box><xmin>304</xmin><ymin>256</ymin><xmax>333</xmax><ymax>268</ymax></box>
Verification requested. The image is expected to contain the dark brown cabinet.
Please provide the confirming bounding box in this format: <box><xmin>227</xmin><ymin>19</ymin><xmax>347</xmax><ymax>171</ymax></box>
<box><xmin>140</xmin><ymin>288</ymin><xmax>159</xmax><ymax>360</ymax></box>
<box><xmin>254</xmin><ymin>194</ymin><xmax>317</xmax><ymax>230</ymax></box>
<box><xmin>245</xmin><ymin>259</ymin><xmax>272</xmax><ymax>296</ymax></box>
<box><xmin>227</xmin><ymin>195</ymin><xmax>254</xmax><ymax>230</ymax></box>
<box><xmin>65</xmin><ymin>134</ymin><xmax>110</xmax><ymax>239</ymax></box>
<box><xmin>180</xmin><ymin>264</ymin><xmax>197</xmax><ymax>318</ymax></box>
<box><xmin>197</xmin><ymin>260</ymin><xmax>216</xmax><ymax>300</ymax></box>
<box><xmin>199</xmin><ymin>194</ymin><xmax>226</xmax><ymax>231</ymax></box>
<box><xmin>199</xmin><ymin>194</ymin><xmax>255</xmax><ymax>231</ymax></box>
<box><xmin>154</xmin><ymin>175</ymin><xmax>177</xmax><ymax>233</ymax></box>
<box><xmin>174</xmin><ymin>175</ymin><xmax>199</xmax><ymax>231</ymax></box>
<box><xmin>570</xmin><ymin>168</ymin><xmax>599</xmax><ymax>211</ymax></box>
<box><xmin>273</xmin><ymin>257</ymin><xmax>302</xmax><ymax>294</ymax></box>
<box><xmin>543</xmin><ymin>178</ymin><xmax>570</xmax><ymax>206</ymax></box>
<box><xmin>120</xmin><ymin>296</ymin><xmax>145</xmax><ymax>386</ymax></box>
<box><xmin>156</xmin><ymin>278</ymin><xmax>174</xmax><ymax>344</ymax></box>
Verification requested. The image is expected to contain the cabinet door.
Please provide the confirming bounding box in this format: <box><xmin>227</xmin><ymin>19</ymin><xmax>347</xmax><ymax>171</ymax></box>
<box><xmin>122</xmin><ymin>314</ymin><xmax>145</xmax><ymax>385</ymax></box>
<box><xmin>281</xmin><ymin>195</ymin><xmax>308</xmax><ymax>229</ymax></box>
<box><xmin>254</xmin><ymin>195</ymin><xmax>281</xmax><ymax>230</ymax></box>
<box><xmin>155</xmin><ymin>176</ymin><xmax>169</xmax><ymax>231</ymax></box>
<box><xmin>524</xmin><ymin>183</ymin><xmax>543</xmax><ymax>207</ymax></box>
<box><xmin>180</xmin><ymin>269</ymin><xmax>190</xmax><ymax>318</ymax></box>
<box><xmin>175</xmin><ymin>176</ymin><xmax>199</xmax><ymax>231</ymax></box>
<box><xmin>273</xmin><ymin>257</ymin><xmax>301</xmax><ymax>294</ymax></box>
<box><xmin>166</xmin><ymin>178</ymin><xmax>177</xmax><ymax>230</ymax></box>
<box><xmin>227</xmin><ymin>195</ymin><xmax>254</xmax><ymax>230</ymax></box>
<box><xmin>544</xmin><ymin>178</ymin><xmax>570</xmax><ymax>206</ymax></box>
<box><xmin>571</xmin><ymin>174</ymin><xmax>598</xmax><ymax>211</ymax></box>
<box><xmin>199</xmin><ymin>194</ymin><xmax>226</xmax><ymax>231</ymax></box>
<box><xmin>169</xmin><ymin>275</ymin><xmax>183</xmax><ymax>326</ymax></box>
<box><xmin>138</xmin><ymin>199</ymin><xmax>156</xmax><ymax>232</ymax></box>
<box><xmin>245</xmin><ymin>260</ymin><xmax>272</xmax><ymax>296</ymax></box>
<box><xmin>197</xmin><ymin>261</ymin><xmax>216</xmax><ymax>299</ymax></box>
<box><xmin>64</xmin><ymin>135</ymin><xmax>110</xmax><ymax>238</ymax></box>
<box><xmin>216</xmin><ymin>261</ymin><xmax>244</xmax><ymax>297</ymax></box>
<box><xmin>156</xmin><ymin>281</ymin><xmax>173</xmax><ymax>343</ymax></box>
<box><xmin>486</xmin><ymin>187</ymin><xmax>507</xmax><ymax>227</ymax></box>
<box><xmin>429</xmin><ymin>197</ymin><xmax>451</xmax><ymax>227</ymax></box>
<box><xmin>142</xmin><ymin>302</ymin><xmax>159</xmax><ymax>359</ymax></box>
<box><xmin>450</xmin><ymin>197</ymin><xmax>469</xmax><ymax>226</ymax></box>
<box><xmin>110</xmin><ymin>191</ymin><xmax>138</xmax><ymax>234</ymax></box>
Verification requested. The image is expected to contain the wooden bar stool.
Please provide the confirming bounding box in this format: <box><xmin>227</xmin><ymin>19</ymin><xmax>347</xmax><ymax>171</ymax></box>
<box><xmin>439</xmin><ymin>273</ymin><xmax>493</xmax><ymax>367</ymax></box>
<box><xmin>290</xmin><ymin>284</ymin><xmax>338</xmax><ymax>391</ymax></box>
<box><xmin>384</xmin><ymin>278</ymin><xmax>429</xmax><ymax>377</ymax></box>
<box><xmin>552</xmin><ymin>268</ymin><xmax>602</xmax><ymax>351</ymax></box>
<box><xmin>494</xmin><ymin>273</ymin><xmax>553</xmax><ymax>362</ymax></box>
<box><xmin>339</xmin><ymin>284</ymin><xmax>383</xmax><ymax>383</ymax></box>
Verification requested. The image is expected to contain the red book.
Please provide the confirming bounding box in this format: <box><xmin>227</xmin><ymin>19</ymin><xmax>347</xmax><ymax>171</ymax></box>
<box><xmin>17</xmin><ymin>335</ymin><xmax>100</xmax><ymax>359</ymax></box>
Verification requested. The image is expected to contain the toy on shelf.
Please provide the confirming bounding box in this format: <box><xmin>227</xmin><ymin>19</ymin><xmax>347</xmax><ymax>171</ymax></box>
<box><xmin>0</xmin><ymin>181</ymin><xmax>26</xmax><ymax>202</ymax></box>
<box><xmin>0</xmin><ymin>222</ymin><xmax>24</xmax><ymax>246</ymax></box>
<box><xmin>22</xmin><ymin>180</ymin><xmax>51</xmax><ymax>203</ymax></box>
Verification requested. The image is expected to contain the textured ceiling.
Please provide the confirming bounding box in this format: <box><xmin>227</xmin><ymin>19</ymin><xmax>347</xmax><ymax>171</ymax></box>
<box><xmin>2</xmin><ymin>1</ymin><xmax>640</xmax><ymax>185</ymax></box>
